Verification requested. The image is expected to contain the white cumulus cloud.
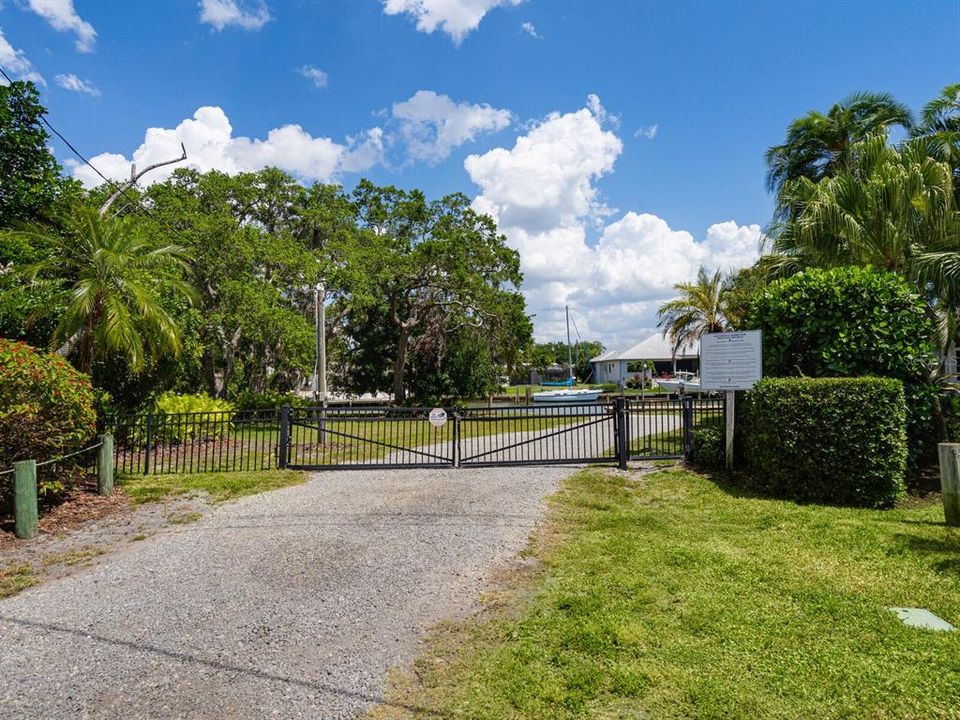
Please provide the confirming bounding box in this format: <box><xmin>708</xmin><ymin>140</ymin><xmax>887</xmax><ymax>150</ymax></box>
<box><xmin>199</xmin><ymin>0</ymin><xmax>271</xmax><ymax>31</ymax></box>
<box><xmin>298</xmin><ymin>65</ymin><xmax>328</xmax><ymax>88</ymax></box>
<box><xmin>464</xmin><ymin>96</ymin><xmax>761</xmax><ymax>348</ymax></box>
<box><xmin>382</xmin><ymin>0</ymin><xmax>522</xmax><ymax>44</ymax></box>
<box><xmin>0</xmin><ymin>27</ymin><xmax>45</xmax><ymax>85</ymax></box>
<box><xmin>392</xmin><ymin>90</ymin><xmax>512</xmax><ymax>163</ymax></box>
<box><xmin>26</xmin><ymin>0</ymin><xmax>96</xmax><ymax>52</ymax></box>
<box><xmin>55</xmin><ymin>73</ymin><xmax>99</xmax><ymax>97</ymax></box>
<box><xmin>68</xmin><ymin>106</ymin><xmax>383</xmax><ymax>188</ymax></box>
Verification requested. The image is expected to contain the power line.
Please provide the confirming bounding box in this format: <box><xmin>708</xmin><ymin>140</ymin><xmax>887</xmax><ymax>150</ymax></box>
<box><xmin>0</xmin><ymin>65</ymin><xmax>150</xmax><ymax>218</ymax></box>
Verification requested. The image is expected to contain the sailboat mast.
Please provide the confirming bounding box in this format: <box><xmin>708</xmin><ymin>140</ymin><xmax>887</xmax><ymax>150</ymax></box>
<box><xmin>566</xmin><ymin>305</ymin><xmax>574</xmax><ymax>383</ymax></box>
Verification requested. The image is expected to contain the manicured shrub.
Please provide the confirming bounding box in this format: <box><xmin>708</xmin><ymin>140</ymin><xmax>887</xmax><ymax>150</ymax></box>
<box><xmin>747</xmin><ymin>266</ymin><xmax>937</xmax><ymax>469</ymax></box>
<box><xmin>600</xmin><ymin>383</ymin><xmax>619</xmax><ymax>392</ymax></box>
<box><xmin>741</xmin><ymin>377</ymin><xmax>907</xmax><ymax>508</ymax></box>
<box><xmin>0</xmin><ymin>340</ymin><xmax>96</xmax><ymax>498</ymax></box>
<box><xmin>690</xmin><ymin>418</ymin><xmax>725</xmax><ymax>470</ymax></box>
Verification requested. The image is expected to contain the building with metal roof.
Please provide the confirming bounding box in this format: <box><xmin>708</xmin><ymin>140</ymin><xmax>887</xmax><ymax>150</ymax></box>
<box><xmin>590</xmin><ymin>334</ymin><xmax>698</xmax><ymax>386</ymax></box>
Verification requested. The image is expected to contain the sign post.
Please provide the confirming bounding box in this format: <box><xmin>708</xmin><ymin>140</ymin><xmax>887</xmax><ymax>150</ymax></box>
<box><xmin>700</xmin><ymin>330</ymin><xmax>763</xmax><ymax>470</ymax></box>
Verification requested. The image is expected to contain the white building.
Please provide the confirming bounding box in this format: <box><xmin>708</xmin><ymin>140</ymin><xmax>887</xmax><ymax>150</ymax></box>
<box><xmin>590</xmin><ymin>334</ymin><xmax>699</xmax><ymax>386</ymax></box>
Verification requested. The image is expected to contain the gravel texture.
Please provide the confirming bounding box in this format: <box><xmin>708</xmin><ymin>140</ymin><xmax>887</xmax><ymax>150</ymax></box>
<box><xmin>0</xmin><ymin>465</ymin><xmax>575</xmax><ymax>719</ymax></box>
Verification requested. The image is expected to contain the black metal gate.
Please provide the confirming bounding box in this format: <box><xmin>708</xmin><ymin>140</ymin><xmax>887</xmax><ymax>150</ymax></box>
<box><xmin>283</xmin><ymin>406</ymin><xmax>456</xmax><ymax>470</ymax></box>
<box><xmin>457</xmin><ymin>403</ymin><xmax>618</xmax><ymax>467</ymax></box>
<box><xmin>111</xmin><ymin>397</ymin><xmax>725</xmax><ymax>475</ymax></box>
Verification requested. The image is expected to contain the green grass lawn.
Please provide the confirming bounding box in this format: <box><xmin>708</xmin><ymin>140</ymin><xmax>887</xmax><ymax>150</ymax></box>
<box><xmin>375</xmin><ymin>468</ymin><xmax>960</xmax><ymax>720</ymax></box>
<box><xmin>120</xmin><ymin>469</ymin><xmax>307</xmax><ymax>504</ymax></box>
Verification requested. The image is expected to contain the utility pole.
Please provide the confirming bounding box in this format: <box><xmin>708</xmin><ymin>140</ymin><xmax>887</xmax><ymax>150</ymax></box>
<box><xmin>314</xmin><ymin>284</ymin><xmax>328</xmax><ymax>443</ymax></box>
<box><xmin>566</xmin><ymin>305</ymin><xmax>574</xmax><ymax>384</ymax></box>
<box><xmin>98</xmin><ymin>144</ymin><xmax>187</xmax><ymax>218</ymax></box>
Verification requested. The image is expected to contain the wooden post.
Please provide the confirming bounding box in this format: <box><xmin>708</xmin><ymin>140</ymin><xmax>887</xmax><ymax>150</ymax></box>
<box><xmin>938</xmin><ymin>443</ymin><xmax>960</xmax><ymax>526</ymax></box>
<box><xmin>98</xmin><ymin>434</ymin><xmax>114</xmax><ymax>496</ymax></box>
<box><xmin>14</xmin><ymin>459</ymin><xmax>38</xmax><ymax>540</ymax></box>
<box><xmin>725</xmin><ymin>390</ymin><xmax>735</xmax><ymax>471</ymax></box>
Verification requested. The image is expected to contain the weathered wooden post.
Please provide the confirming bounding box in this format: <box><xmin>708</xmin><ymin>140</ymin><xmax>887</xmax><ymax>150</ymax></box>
<box><xmin>98</xmin><ymin>434</ymin><xmax>114</xmax><ymax>496</ymax></box>
<box><xmin>14</xmin><ymin>459</ymin><xmax>38</xmax><ymax>540</ymax></box>
<box><xmin>938</xmin><ymin>443</ymin><xmax>960</xmax><ymax>526</ymax></box>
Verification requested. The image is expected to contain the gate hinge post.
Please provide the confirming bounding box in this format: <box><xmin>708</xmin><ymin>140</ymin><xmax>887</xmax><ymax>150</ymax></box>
<box><xmin>278</xmin><ymin>405</ymin><xmax>290</xmax><ymax>469</ymax></box>
<box><xmin>682</xmin><ymin>396</ymin><xmax>694</xmax><ymax>458</ymax></box>
<box><xmin>615</xmin><ymin>397</ymin><xmax>629</xmax><ymax>470</ymax></box>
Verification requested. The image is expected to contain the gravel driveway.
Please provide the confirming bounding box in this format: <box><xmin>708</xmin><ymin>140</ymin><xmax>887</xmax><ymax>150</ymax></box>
<box><xmin>0</xmin><ymin>465</ymin><xmax>575</xmax><ymax>719</ymax></box>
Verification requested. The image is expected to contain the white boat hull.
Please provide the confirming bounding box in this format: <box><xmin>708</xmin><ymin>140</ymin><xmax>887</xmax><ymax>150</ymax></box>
<box><xmin>532</xmin><ymin>389</ymin><xmax>602</xmax><ymax>403</ymax></box>
<box><xmin>655</xmin><ymin>379</ymin><xmax>701</xmax><ymax>393</ymax></box>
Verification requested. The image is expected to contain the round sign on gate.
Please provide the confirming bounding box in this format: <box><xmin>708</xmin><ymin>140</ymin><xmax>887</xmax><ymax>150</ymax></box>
<box><xmin>428</xmin><ymin>407</ymin><xmax>447</xmax><ymax>428</ymax></box>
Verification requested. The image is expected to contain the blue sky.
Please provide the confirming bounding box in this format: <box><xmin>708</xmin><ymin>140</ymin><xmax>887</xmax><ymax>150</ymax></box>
<box><xmin>1</xmin><ymin>0</ymin><xmax>958</xmax><ymax>348</ymax></box>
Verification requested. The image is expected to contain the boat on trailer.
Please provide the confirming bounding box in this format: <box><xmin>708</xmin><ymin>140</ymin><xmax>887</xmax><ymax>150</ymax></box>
<box><xmin>532</xmin><ymin>387</ymin><xmax>602</xmax><ymax>403</ymax></box>
<box><xmin>532</xmin><ymin>306</ymin><xmax>603</xmax><ymax>403</ymax></box>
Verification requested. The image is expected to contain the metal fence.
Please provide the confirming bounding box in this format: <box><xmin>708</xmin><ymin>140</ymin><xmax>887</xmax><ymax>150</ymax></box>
<box><xmin>110</xmin><ymin>409</ymin><xmax>281</xmax><ymax>475</ymax></box>
<box><xmin>109</xmin><ymin>396</ymin><xmax>725</xmax><ymax>475</ymax></box>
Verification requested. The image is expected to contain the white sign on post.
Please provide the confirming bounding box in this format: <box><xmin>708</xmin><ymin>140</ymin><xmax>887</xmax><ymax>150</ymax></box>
<box><xmin>700</xmin><ymin>330</ymin><xmax>763</xmax><ymax>391</ymax></box>
<box><xmin>699</xmin><ymin>330</ymin><xmax>762</xmax><ymax>471</ymax></box>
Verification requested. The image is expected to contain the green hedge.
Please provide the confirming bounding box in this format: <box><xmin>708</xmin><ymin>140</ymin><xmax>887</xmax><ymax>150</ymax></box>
<box><xmin>741</xmin><ymin>377</ymin><xmax>907</xmax><ymax>508</ymax></box>
<box><xmin>691</xmin><ymin>418</ymin><xmax>725</xmax><ymax>470</ymax></box>
<box><xmin>747</xmin><ymin>266</ymin><xmax>936</xmax><ymax>470</ymax></box>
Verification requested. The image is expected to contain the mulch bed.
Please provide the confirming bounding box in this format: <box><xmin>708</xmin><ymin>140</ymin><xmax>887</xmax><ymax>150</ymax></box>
<box><xmin>0</xmin><ymin>484</ymin><xmax>131</xmax><ymax>548</ymax></box>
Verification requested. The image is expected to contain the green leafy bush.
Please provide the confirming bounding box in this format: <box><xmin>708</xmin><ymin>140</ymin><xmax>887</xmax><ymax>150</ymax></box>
<box><xmin>747</xmin><ymin>266</ymin><xmax>937</xmax><ymax>469</ymax></box>
<box><xmin>152</xmin><ymin>392</ymin><xmax>234</xmax><ymax>443</ymax></box>
<box><xmin>690</xmin><ymin>418</ymin><xmax>725</xmax><ymax>470</ymax></box>
<box><xmin>0</xmin><ymin>340</ymin><xmax>96</xmax><ymax>499</ymax></box>
<box><xmin>600</xmin><ymin>383</ymin><xmax>619</xmax><ymax>392</ymax></box>
<box><xmin>741</xmin><ymin>377</ymin><xmax>907</xmax><ymax>508</ymax></box>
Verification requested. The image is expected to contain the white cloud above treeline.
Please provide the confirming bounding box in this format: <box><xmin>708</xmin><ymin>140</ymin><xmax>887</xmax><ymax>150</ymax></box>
<box><xmin>391</xmin><ymin>90</ymin><xmax>512</xmax><ymax>163</ymax></box>
<box><xmin>382</xmin><ymin>0</ymin><xmax>522</xmax><ymax>44</ymax></box>
<box><xmin>69</xmin><ymin>106</ymin><xmax>383</xmax><ymax>187</ymax></box>
<box><xmin>465</xmin><ymin>96</ymin><xmax>761</xmax><ymax>348</ymax></box>
<box><xmin>199</xmin><ymin>0</ymin><xmax>271</xmax><ymax>31</ymax></box>
<box><xmin>26</xmin><ymin>0</ymin><xmax>96</xmax><ymax>52</ymax></box>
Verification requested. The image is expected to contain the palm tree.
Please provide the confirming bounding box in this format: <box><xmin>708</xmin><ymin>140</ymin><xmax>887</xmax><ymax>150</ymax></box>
<box><xmin>657</xmin><ymin>266</ymin><xmax>731</xmax><ymax>354</ymax></box>
<box><xmin>767</xmin><ymin>133</ymin><xmax>960</xmax><ymax>351</ymax></box>
<box><xmin>12</xmin><ymin>206</ymin><xmax>195</xmax><ymax>374</ymax></box>
<box><xmin>915</xmin><ymin>83</ymin><xmax>960</xmax><ymax>202</ymax></box>
<box><xmin>766</xmin><ymin>92</ymin><xmax>914</xmax><ymax>217</ymax></box>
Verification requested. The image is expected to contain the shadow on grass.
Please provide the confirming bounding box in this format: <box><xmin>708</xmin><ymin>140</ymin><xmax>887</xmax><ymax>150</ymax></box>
<box><xmin>893</xmin><ymin>534</ymin><xmax>960</xmax><ymax>578</ymax></box>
